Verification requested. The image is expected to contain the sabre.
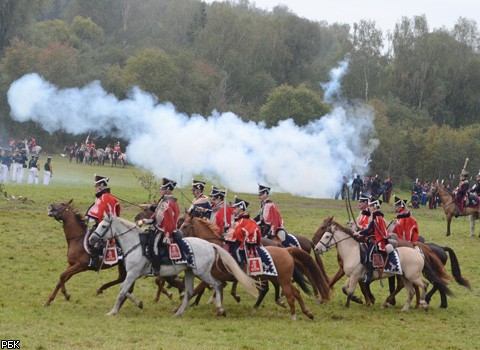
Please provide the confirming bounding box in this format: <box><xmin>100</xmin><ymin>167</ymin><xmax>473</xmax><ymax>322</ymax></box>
<box><xmin>112</xmin><ymin>195</ymin><xmax>143</xmax><ymax>208</ymax></box>
<box><xmin>223</xmin><ymin>188</ymin><xmax>228</xmax><ymax>232</ymax></box>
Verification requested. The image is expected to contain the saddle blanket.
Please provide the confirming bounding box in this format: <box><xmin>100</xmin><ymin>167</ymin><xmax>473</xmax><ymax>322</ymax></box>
<box><xmin>84</xmin><ymin>233</ymin><xmax>123</xmax><ymax>265</ymax></box>
<box><xmin>281</xmin><ymin>233</ymin><xmax>300</xmax><ymax>248</ymax></box>
<box><xmin>171</xmin><ymin>239</ymin><xmax>196</xmax><ymax>269</ymax></box>
<box><xmin>382</xmin><ymin>250</ymin><xmax>403</xmax><ymax>275</ymax></box>
<box><xmin>254</xmin><ymin>246</ymin><xmax>278</xmax><ymax>277</ymax></box>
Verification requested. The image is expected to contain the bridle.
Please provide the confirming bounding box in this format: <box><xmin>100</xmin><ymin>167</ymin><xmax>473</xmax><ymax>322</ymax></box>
<box><xmin>316</xmin><ymin>224</ymin><xmax>355</xmax><ymax>250</ymax></box>
<box><xmin>90</xmin><ymin>217</ymin><xmax>140</xmax><ymax>258</ymax></box>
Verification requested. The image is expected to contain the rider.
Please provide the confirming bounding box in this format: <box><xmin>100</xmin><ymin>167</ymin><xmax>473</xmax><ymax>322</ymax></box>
<box><xmin>455</xmin><ymin>169</ymin><xmax>469</xmax><ymax>217</ymax></box>
<box><xmin>354</xmin><ymin>197</ymin><xmax>392</xmax><ymax>283</ymax></box>
<box><xmin>354</xmin><ymin>192</ymin><xmax>371</xmax><ymax>230</ymax></box>
<box><xmin>137</xmin><ymin>177</ymin><xmax>181</xmax><ymax>276</ymax></box>
<box><xmin>254</xmin><ymin>184</ymin><xmax>286</xmax><ymax>243</ymax></box>
<box><xmin>392</xmin><ymin>195</ymin><xmax>419</xmax><ymax>242</ymax></box>
<box><xmin>187</xmin><ymin>180</ymin><xmax>212</xmax><ymax>219</ymax></box>
<box><xmin>351</xmin><ymin>175</ymin><xmax>363</xmax><ymax>200</ymax></box>
<box><xmin>85</xmin><ymin>175</ymin><xmax>121</xmax><ymax>270</ymax></box>
<box><xmin>470</xmin><ymin>172</ymin><xmax>480</xmax><ymax>195</ymax></box>
<box><xmin>225</xmin><ymin>196</ymin><xmax>262</xmax><ymax>267</ymax></box>
<box><xmin>210</xmin><ymin>187</ymin><xmax>235</xmax><ymax>236</ymax></box>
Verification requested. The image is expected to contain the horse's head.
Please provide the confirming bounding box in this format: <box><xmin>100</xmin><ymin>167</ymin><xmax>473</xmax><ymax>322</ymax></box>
<box><xmin>48</xmin><ymin>199</ymin><xmax>73</xmax><ymax>221</ymax></box>
<box><xmin>134</xmin><ymin>204</ymin><xmax>153</xmax><ymax>221</ymax></box>
<box><xmin>314</xmin><ymin>230</ymin><xmax>335</xmax><ymax>255</ymax></box>
<box><xmin>311</xmin><ymin>216</ymin><xmax>334</xmax><ymax>245</ymax></box>
<box><xmin>179</xmin><ymin>213</ymin><xmax>194</xmax><ymax>237</ymax></box>
<box><xmin>89</xmin><ymin>214</ymin><xmax>114</xmax><ymax>246</ymax></box>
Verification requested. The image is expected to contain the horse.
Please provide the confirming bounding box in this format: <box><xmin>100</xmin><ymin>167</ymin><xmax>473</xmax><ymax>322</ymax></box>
<box><xmin>45</xmin><ymin>200</ymin><xmax>177</xmax><ymax>306</ymax></box>
<box><xmin>179</xmin><ymin>215</ymin><xmax>331</xmax><ymax>320</ymax></box>
<box><xmin>89</xmin><ymin>215</ymin><xmax>259</xmax><ymax>316</ymax></box>
<box><xmin>428</xmin><ymin>180</ymin><xmax>480</xmax><ymax>237</ymax></box>
<box><xmin>311</xmin><ymin>220</ymin><xmax>374</xmax><ymax>306</ymax></box>
<box><xmin>387</xmin><ymin>219</ymin><xmax>471</xmax><ymax>308</ymax></box>
<box><xmin>314</xmin><ymin>217</ymin><xmax>453</xmax><ymax>311</ymax></box>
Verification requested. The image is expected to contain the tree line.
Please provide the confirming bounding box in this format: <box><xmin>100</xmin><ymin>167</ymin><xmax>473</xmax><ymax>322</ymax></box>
<box><xmin>1</xmin><ymin>0</ymin><xmax>480</xmax><ymax>189</ymax></box>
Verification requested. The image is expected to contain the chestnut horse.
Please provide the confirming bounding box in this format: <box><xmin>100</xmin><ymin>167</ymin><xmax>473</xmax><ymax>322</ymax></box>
<box><xmin>428</xmin><ymin>180</ymin><xmax>480</xmax><ymax>237</ymax></box>
<box><xmin>45</xmin><ymin>200</ymin><xmax>178</xmax><ymax>306</ymax></box>
<box><xmin>179</xmin><ymin>216</ymin><xmax>331</xmax><ymax>320</ymax></box>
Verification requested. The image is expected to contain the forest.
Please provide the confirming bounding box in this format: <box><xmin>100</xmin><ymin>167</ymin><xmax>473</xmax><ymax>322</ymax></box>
<box><xmin>1</xmin><ymin>0</ymin><xmax>480</xmax><ymax>187</ymax></box>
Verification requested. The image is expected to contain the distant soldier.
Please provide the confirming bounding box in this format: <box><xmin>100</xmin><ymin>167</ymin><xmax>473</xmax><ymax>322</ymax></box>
<box><xmin>27</xmin><ymin>155</ymin><xmax>40</xmax><ymax>184</ymax></box>
<box><xmin>351</xmin><ymin>175</ymin><xmax>363</xmax><ymax>200</ymax></box>
<box><xmin>187</xmin><ymin>180</ymin><xmax>212</xmax><ymax>219</ymax></box>
<box><xmin>15</xmin><ymin>149</ymin><xmax>28</xmax><ymax>183</ymax></box>
<box><xmin>455</xmin><ymin>169</ymin><xmax>469</xmax><ymax>217</ymax></box>
<box><xmin>43</xmin><ymin>156</ymin><xmax>53</xmax><ymax>185</ymax></box>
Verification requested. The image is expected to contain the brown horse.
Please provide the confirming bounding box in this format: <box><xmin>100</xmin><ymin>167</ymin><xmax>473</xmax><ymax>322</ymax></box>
<box><xmin>428</xmin><ymin>180</ymin><xmax>480</xmax><ymax>237</ymax></box>
<box><xmin>180</xmin><ymin>215</ymin><xmax>331</xmax><ymax>320</ymax></box>
<box><xmin>45</xmin><ymin>200</ymin><xmax>178</xmax><ymax>306</ymax></box>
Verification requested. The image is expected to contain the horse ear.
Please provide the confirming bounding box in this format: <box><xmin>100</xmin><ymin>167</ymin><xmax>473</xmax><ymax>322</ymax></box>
<box><xmin>139</xmin><ymin>204</ymin><xmax>150</xmax><ymax>209</ymax></box>
<box><xmin>67</xmin><ymin>199</ymin><xmax>73</xmax><ymax>205</ymax></box>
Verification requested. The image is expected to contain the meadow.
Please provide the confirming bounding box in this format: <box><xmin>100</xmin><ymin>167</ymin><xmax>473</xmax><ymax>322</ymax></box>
<box><xmin>0</xmin><ymin>156</ymin><xmax>479</xmax><ymax>350</ymax></box>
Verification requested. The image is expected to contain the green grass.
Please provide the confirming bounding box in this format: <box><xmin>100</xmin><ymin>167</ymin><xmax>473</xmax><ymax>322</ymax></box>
<box><xmin>1</xmin><ymin>156</ymin><xmax>479</xmax><ymax>349</ymax></box>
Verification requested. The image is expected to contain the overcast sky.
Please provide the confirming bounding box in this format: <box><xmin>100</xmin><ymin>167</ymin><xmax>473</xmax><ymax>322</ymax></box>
<box><xmin>205</xmin><ymin>0</ymin><xmax>480</xmax><ymax>33</ymax></box>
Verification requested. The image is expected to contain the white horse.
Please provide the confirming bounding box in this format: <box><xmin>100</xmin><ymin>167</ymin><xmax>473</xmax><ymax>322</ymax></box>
<box><xmin>314</xmin><ymin>217</ymin><xmax>452</xmax><ymax>312</ymax></box>
<box><xmin>89</xmin><ymin>215</ymin><xmax>259</xmax><ymax>316</ymax></box>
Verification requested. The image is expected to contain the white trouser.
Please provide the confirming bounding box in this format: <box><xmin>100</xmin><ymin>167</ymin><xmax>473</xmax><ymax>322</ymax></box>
<box><xmin>43</xmin><ymin>171</ymin><xmax>51</xmax><ymax>185</ymax></box>
<box><xmin>11</xmin><ymin>163</ymin><xmax>18</xmax><ymax>182</ymax></box>
<box><xmin>28</xmin><ymin>167</ymin><xmax>39</xmax><ymax>184</ymax></box>
<box><xmin>16</xmin><ymin>167</ymin><xmax>25</xmax><ymax>183</ymax></box>
<box><xmin>0</xmin><ymin>164</ymin><xmax>9</xmax><ymax>182</ymax></box>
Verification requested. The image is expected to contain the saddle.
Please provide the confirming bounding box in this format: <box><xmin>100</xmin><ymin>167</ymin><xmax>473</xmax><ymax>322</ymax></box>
<box><xmin>466</xmin><ymin>193</ymin><xmax>479</xmax><ymax>207</ymax></box>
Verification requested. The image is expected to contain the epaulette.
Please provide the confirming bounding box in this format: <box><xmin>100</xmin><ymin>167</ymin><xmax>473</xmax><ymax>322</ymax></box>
<box><xmin>397</xmin><ymin>212</ymin><xmax>411</xmax><ymax>219</ymax></box>
<box><xmin>362</xmin><ymin>210</ymin><xmax>371</xmax><ymax>216</ymax></box>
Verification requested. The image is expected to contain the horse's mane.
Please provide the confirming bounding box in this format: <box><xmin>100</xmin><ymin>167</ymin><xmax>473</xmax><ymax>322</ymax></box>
<box><xmin>312</xmin><ymin>217</ymin><xmax>354</xmax><ymax>244</ymax></box>
<box><xmin>115</xmin><ymin>216</ymin><xmax>137</xmax><ymax>228</ymax></box>
<box><xmin>68</xmin><ymin>205</ymin><xmax>87</xmax><ymax>230</ymax></box>
<box><xmin>330</xmin><ymin>219</ymin><xmax>354</xmax><ymax>236</ymax></box>
<box><xmin>194</xmin><ymin>217</ymin><xmax>220</xmax><ymax>235</ymax></box>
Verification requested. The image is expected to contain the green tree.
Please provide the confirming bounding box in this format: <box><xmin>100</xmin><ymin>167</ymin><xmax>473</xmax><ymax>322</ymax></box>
<box><xmin>259</xmin><ymin>84</ymin><xmax>330</xmax><ymax>127</ymax></box>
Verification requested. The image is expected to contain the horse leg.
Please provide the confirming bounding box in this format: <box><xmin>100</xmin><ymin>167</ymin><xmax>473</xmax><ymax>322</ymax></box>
<box><xmin>124</xmin><ymin>290</ymin><xmax>143</xmax><ymax>309</ymax></box>
<box><xmin>291</xmin><ymin>284</ymin><xmax>314</xmax><ymax>320</ymax></box>
<box><xmin>230</xmin><ymin>280</ymin><xmax>241</xmax><ymax>303</ymax></box>
<box><xmin>253</xmin><ymin>280</ymin><xmax>269</xmax><ymax>308</ymax></box>
<box><xmin>273</xmin><ymin>280</ymin><xmax>286</xmax><ymax>308</ymax></box>
<box><xmin>106</xmin><ymin>273</ymin><xmax>139</xmax><ymax>316</ymax></box>
<box><xmin>446</xmin><ymin>215</ymin><xmax>452</xmax><ymax>236</ymax></box>
<box><xmin>382</xmin><ymin>276</ymin><xmax>404</xmax><ymax>308</ymax></box>
<box><xmin>189</xmin><ymin>281</ymin><xmax>208</xmax><ymax>306</ymax></box>
<box><xmin>212</xmin><ymin>280</ymin><xmax>226</xmax><ymax>317</ymax></box>
<box><xmin>470</xmin><ymin>214</ymin><xmax>476</xmax><ymax>237</ymax></box>
<box><xmin>154</xmin><ymin>277</ymin><xmax>172</xmax><ymax>302</ymax></box>
<box><xmin>343</xmin><ymin>277</ymin><xmax>359</xmax><ymax>308</ymax></box>
<box><xmin>96</xmin><ymin>263</ymin><xmax>126</xmax><ymax>295</ymax></box>
<box><xmin>44</xmin><ymin>263</ymin><xmax>84</xmax><ymax>306</ymax></box>
<box><xmin>399</xmin><ymin>277</ymin><xmax>414</xmax><ymax>312</ymax></box>
<box><xmin>281</xmin><ymin>281</ymin><xmax>297</xmax><ymax>320</ymax></box>
<box><xmin>174</xmin><ymin>270</ymin><xmax>195</xmax><ymax>317</ymax></box>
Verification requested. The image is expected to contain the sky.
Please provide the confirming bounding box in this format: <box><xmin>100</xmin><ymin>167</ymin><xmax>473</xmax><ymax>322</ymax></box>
<box><xmin>205</xmin><ymin>0</ymin><xmax>480</xmax><ymax>33</ymax></box>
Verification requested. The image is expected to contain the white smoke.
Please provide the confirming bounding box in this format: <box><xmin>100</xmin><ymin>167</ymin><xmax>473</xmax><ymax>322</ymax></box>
<box><xmin>7</xmin><ymin>60</ymin><xmax>378</xmax><ymax>198</ymax></box>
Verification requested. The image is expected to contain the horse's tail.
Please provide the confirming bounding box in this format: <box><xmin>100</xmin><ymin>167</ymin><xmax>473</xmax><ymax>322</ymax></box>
<box><xmin>442</xmin><ymin>246</ymin><xmax>472</xmax><ymax>289</ymax></box>
<box><xmin>287</xmin><ymin>247</ymin><xmax>331</xmax><ymax>302</ymax></box>
<box><xmin>309</xmin><ymin>241</ymin><xmax>331</xmax><ymax>284</ymax></box>
<box><xmin>417</xmin><ymin>242</ymin><xmax>454</xmax><ymax>297</ymax></box>
<box><xmin>211</xmin><ymin>245</ymin><xmax>260</xmax><ymax>298</ymax></box>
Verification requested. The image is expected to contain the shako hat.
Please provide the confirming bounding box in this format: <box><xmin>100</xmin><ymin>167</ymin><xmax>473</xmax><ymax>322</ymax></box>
<box><xmin>368</xmin><ymin>196</ymin><xmax>382</xmax><ymax>208</ymax></box>
<box><xmin>94</xmin><ymin>174</ymin><xmax>109</xmax><ymax>187</ymax></box>
<box><xmin>393</xmin><ymin>195</ymin><xmax>406</xmax><ymax>207</ymax></box>
<box><xmin>258</xmin><ymin>184</ymin><xmax>270</xmax><ymax>195</ymax></box>
<box><xmin>358</xmin><ymin>192</ymin><xmax>369</xmax><ymax>203</ymax></box>
<box><xmin>161</xmin><ymin>177</ymin><xmax>177</xmax><ymax>191</ymax></box>
<box><xmin>191</xmin><ymin>179</ymin><xmax>206</xmax><ymax>191</ymax></box>
<box><xmin>233</xmin><ymin>196</ymin><xmax>249</xmax><ymax>211</ymax></box>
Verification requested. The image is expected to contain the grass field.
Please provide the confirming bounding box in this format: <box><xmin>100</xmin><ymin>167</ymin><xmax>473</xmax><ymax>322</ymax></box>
<box><xmin>1</xmin><ymin>156</ymin><xmax>479</xmax><ymax>350</ymax></box>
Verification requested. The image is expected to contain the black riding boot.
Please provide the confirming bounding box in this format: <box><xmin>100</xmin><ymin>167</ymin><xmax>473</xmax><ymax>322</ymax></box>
<box><xmin>88</xmin><ymin>245</ymin><xmax>102</xmax><ymax>270</ymax></box>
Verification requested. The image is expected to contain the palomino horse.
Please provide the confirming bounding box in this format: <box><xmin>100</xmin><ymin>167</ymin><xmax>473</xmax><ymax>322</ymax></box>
<box><xmin>428</xmin><ymin>180</ymin><xmax>480</xmax><ymax>237</ymax></box>
<box><xmin>387</xmin><ymin>219</ymin><xmax>471</xmax><ymax>308</ymax></box>
<box><xmin>45</xmin><ymin>200</ymin><xmax>178</xmax><ymax>306</ymax></box>
<box><xmin>179</xmin><ymin>216</ymin><xmax>331</xmax><ymax>320</ymax></box>
<box><xmin>90</xmin><ymin>215</ymin><xmax>259</xmax><ymax>316</ymax></box>
<box><xmin>314</xmin><ymin>217</ymin><xmax>452</xmax><ymax>312</ymax></box>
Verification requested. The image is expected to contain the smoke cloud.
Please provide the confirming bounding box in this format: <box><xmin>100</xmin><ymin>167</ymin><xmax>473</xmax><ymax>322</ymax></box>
<box><xmin>7</xmin><ymin>60</ymin><xmax>378</xmax><ymax>198</ymax></box>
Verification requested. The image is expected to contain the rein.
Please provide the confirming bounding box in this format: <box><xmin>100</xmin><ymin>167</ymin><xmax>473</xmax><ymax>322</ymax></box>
<box><xmin>319</xmin><ymin>226</ymin><xmax>355</xmax><ymax>250</ymax></box>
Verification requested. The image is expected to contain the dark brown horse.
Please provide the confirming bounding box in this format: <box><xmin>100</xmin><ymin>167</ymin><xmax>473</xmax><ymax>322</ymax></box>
<box><xmin>180</xmin><ymin>215</ymin><xmax>331</xmax><ymax>319</ymax></box>
<box><xmin>428</xmin><ymin>180</ymin><xmax>480</xmax><ymax>237</ymax></box>
<box><xmin>45</xmin><ymin>200</ymin><xmax>178</xmax><ymax>306</ymax></box>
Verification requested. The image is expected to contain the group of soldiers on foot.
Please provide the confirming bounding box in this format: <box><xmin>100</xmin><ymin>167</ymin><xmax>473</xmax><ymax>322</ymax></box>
<box><xmin>0</xmin><ymin>148</ymin><xmax>53</xmax><ymax>185</ymax></box>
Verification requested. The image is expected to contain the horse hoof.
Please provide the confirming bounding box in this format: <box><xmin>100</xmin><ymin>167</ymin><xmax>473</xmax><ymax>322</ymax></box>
<box><xmin>166</xmin><ymin>293</ymin><xmax>173</xmax><ymax>300</ymax></box>
<box><xmin>138</xmin><ymin>301</ymin><xmax>143</xmax><ymax>309</ymax></box>
<box><xmin>65</xmin><ymin>294</ymin><xmax>71</xmax><ymax>301</ymax></box>
<box><xmin>400</xmin><ymin>307</ymin><xmax>409</xmax><ymax>312</ymax></box>
<box><xmin>106</xmin><ymin>311</ymin><xmax>116</xmax><ymax>316</ymax></box>
<box><xmin>316</xmin><ymin>299</ymin><xmax>323</xmax><ymax>305</ymax></box>
<box><xmin>234</xmin><ymin>296</ymin><xmax>241</xmax><ymax>303</ymax></box>
<box><xmin>43</xmin><ymin>301</ymin><xmax>51</xmax><ymax>307</ymax></box>
<box><xmin>351</xmin><ymin>296</ymin><xmax>363</xmax><ymax>304</ymax></box>
<box><xmin>290</xmin><ymin>314</ymin><xmax>297</xmax><ymax>321</ymax></box>
<box><xmin>217</xmin><ymin>308</ymin><xmax>226</xmax><ymax>317</ymax></box>
<box><xmin>381</xmin><ymin>303</ymin><xmax>389</xmax><ymax>309</ymax></box>
<box><xmin>276</xmin><ymin>300</ymin><xmax>287</xmax><ymax>308</ymax></box>
<box><xmin>96</xmin><ymin>290</ymin><xmax>103</xmax><ymax>296</ymax></box>
<box><xmin>306</xmin><ymin>312</ymin><xmax>314</xmax><ymax>320</ymax></box>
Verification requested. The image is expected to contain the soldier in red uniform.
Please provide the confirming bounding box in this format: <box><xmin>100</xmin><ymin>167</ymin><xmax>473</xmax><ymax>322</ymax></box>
<box><xmin>354</xmin><ymin>193</ymin><xmax>371</xmax><ymax>230</ymax></box>
<box><xmin>455</xmin><ymin>169</ymin><xmax>469</xmax><ymax>217</ymax></box>
<box><xmin>85</xmin><ymin>175</ymin><xmax>121</xmax><ymax>269</ymax></box>
<box><xmin>225</xmin><ymin>197</ymin><xmax>262</xmax><ymax>266</ymax></box>
<box><xmin>354</xmin><ymin>197</ymin><xmax>392</xmax><ymax>282</ymax></box>
<box><xmin>254</xmin><ymin>184</ymin><xmax>286</xmax><ymax>242</ymax></box>
<box><xmin>137</xmin><ymin>178</ymin><xmax>180</xmax><ymax>275</ymax></box>
<box><xmin>210</xmin><ymin>187</ymin><xmax>235</xmax><ymax>236</ymax></box>
<box><xmin>392</xmin><ymin>195</ymin><xmax>419</xmax><ymax>242</ymax></box>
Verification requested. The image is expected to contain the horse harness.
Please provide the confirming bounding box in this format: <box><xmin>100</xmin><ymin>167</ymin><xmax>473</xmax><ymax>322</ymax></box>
<box><xmin>91</xmin><ymin>218</ymin><xmax>140</xmax><ymax>258</ymax></box>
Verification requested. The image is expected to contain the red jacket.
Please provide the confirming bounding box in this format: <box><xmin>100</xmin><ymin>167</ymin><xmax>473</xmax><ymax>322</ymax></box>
<box><xmin>393</xmin><ymin>207</ymin><xmax>419</xmax><ymax>242</ymax></box>
<box><xmin>259</xmin><ymin>199</ymin><xmax>284</xmax><ymax>233</ymax></box>
<box><xmin>151</xmin><ymin>195</ymin><xmax>180</xmax><ymax>236</ymax></box>
<box><xmin>233</xmin><ymin>214</ymin><xmax>262</xmax><ymax>249</ymax></box>
<box><xmin>214</xmin><ymin>203</ymin><xmax>235</xmax><ymax>235</ymax></box>
<box><xmin>356</xmin><ymin>208</ymin><xmax>371</xmax><ymax>229</ymax></box>
<box><xmin>87</xmin><ymin>190</ymin><xmax>121</xmax><ymax>223</ymax></box>
<box><xmin>358</xmin><ymin>210</ymin><xmax>388</xmax><ymax>251</ymax></box>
